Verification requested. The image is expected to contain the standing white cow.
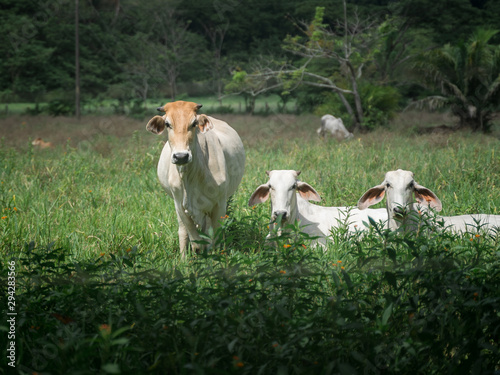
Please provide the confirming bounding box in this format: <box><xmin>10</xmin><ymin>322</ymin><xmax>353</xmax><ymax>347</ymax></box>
<box><xmin>317</xmin><ymin>114</ymin><xmax>354</xmax><ymax>140</ymax></box>
<box><xmin>357</xmin><ymin>169</ymin><xmax>500</xmax><ymax>233</ymax></box>
<box><xmin>147</xmin><ymin>100</ymin><xmax>245</xmax><ymax>257</ymax></box>
<box><xmin>249</xmin><ymin>170</ymin><xmax>388</xmax><ymax>247</ymax></box>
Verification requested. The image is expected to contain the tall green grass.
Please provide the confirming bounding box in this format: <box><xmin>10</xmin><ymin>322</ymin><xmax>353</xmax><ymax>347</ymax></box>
<box><xmin>0</xmin><ymin>114</ymin><xmax>499</xmax><ymax>374</ymax></box>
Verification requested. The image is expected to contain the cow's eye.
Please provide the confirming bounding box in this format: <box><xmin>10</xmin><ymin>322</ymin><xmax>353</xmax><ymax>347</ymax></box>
<box><xmin>408</xmin><ymin>182</ymin><xmax>414</xmax><ymax>189</ymax></box>
<box><xmin>386</xmin><ymin>183</ymin><xmax>391</xmax><ymax>189</ymax></box>
<box><xmin>192</xmin><ymin>119</ymin><xmax>198</xmax><ymax>128</ymax></box>
<box><xmin>291</xmin><ymin>183</ymin><xmax>297</xmax><ymax>190</ymax></box>
<box><xmin>165</xmin><ymin>121</ymin><xmax>172</xmax><ymax>129</ymax></box>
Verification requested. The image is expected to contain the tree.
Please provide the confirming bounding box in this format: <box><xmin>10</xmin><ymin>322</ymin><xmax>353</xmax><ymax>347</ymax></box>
<box><xmin>225</xmin><ymin>62</ymin><xmax>282</xmax><ymax>114</ymax></box>
<box><xmin>271</xmin><ymin>4</ymin><xmax>381</xmax><ymax>130</ymax></box>
<box><xmin>413</xmin><ymin>28</ymin><xmax>500</xmax><ymax>132</ymax></box>
<box><xmin>202</xmin><ymin>20</ymin><xmax>230</xmax><ymax>105</ymax></box>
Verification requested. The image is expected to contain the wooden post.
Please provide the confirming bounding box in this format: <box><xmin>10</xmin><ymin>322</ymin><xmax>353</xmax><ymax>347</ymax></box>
<box><xmin>75</xmin><ymin>0</ymin><xmax>80</xmax><ymax>119</ymax></box>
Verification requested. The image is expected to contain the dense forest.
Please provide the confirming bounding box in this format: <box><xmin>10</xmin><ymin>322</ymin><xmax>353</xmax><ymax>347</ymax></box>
<box><xmin>1</xmin><ymin>0</ymin><xmax>500</xmax><ymax>130</ymax></box>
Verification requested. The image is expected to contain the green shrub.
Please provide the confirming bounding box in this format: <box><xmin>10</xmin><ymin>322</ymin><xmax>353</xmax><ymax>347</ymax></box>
<box><xmin>44</xmin><ymin>99</ymin><xmax>74</xmax><ymax>116</ymax></box>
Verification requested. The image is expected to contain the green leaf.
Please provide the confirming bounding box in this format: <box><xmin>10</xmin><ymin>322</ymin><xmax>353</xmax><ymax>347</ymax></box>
<box><xmin>382</xmin><ymin>303</ymin><xmax>393</xmax><ymax>326</ymax></box>
<box><xmin>101</xmin><ymin>363</ymin><xmax>120</xmax><ymax>374</ymax></box>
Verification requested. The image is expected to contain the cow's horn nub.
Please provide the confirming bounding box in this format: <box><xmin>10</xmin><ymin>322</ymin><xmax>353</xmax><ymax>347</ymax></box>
<box><xmin>157</xmin><ymin>106</ymin><xmax>165</xmax><ymax>112</ymax></box>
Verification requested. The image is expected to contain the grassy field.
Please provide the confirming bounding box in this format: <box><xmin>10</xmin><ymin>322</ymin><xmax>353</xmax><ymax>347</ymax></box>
<box><xmin>1</xmin><ymin>110</ymin><xmax>500</xmax><ymax>374</ymax></box>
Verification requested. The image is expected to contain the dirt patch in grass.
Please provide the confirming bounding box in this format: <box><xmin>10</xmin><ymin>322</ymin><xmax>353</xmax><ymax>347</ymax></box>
<box><xmin>1</xmin><ymin>111</ymin><xmax>497</xmax><ymax>152</ymax></box>
<box><xmin>0</xmin><ymin>115</ymin><xmax>147</xmax><ymax>150</ymax></box>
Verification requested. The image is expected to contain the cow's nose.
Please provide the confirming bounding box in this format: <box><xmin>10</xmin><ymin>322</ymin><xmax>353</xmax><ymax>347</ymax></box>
<box><xmin>393</xmin><ymin>206</ymin><xmax>406</xmax><ymax>217</ymax></box>
<box><xmin>172</xmin><ymin>152</ymin><xmax>191</xmax><ymax>165</ymax></box>
<box><xmin>273</xmin><ymin>210</ymin><xmax>288</xmax><ymax>221</ymax></box>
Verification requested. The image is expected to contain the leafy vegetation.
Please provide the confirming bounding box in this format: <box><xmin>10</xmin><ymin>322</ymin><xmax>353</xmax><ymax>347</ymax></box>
<box><xmin>0</xmin><ymin>113</ymin><xmax>499</xmax><ymax>373</ymax></box>
<box><xmin>414</xmin><ymin>28</ymin><xmax>500</xmax><ymax>132</ymax></box>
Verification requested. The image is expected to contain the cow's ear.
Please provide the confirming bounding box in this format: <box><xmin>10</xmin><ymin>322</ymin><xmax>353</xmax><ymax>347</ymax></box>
<box><xmin>297</xmin><ymin>182</ymin><xmax>321</xmax><ymax>202</ymax></box>
<box><xmin>248</xmin><ymin>184</ymin><xmax>270</xmax><ymax>206</ymax></box>
<box><xmin>358</xmin><ymin>184</ymin><xmax>386</xmax><ymax>209</ymax></box>
<box><xmin>197</xmin><ymin>114</ymin><xmax>214</xmax><ymax>133</ymax></box>
<box><xmin>414</xmin><ymin>183</ymin><xmax>442</xmax><ymax>211</ymax></box>
<box><xmin>146</xmin><ymin>116</ymin><xmax>166</xmax><ymax>135</ymax></box>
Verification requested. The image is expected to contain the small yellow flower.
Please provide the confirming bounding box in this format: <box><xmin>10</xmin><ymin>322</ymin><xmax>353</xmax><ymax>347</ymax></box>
<box><xmin>272</xmin><ymin>342</ymin><xmax>279</xmax><ymax>348</ymax></box>
<box><xmin>280</xmin><ymin>270</ymin><xmax>286</xmax><ymax>274</ymax></box>
<box><xmin>341</xmin><ymin>266</ymin><xmax>345</xmax><ymax>270</ymax></box>
<box><xmin>283</xmin><ymin>244</ymin><xmax>291</xmax><ymax>248</ymax></box>
<box><xmin>337</xmin><ymin>260</ymin><xmax>342</xmax><ymax>263</ymax></box>
<box><xmin>126</xmin><ymin>248</ymin><xmax>132</xmax><ymax>252</ymax></box>
<box><xmin>100</xmin><ymin>252</ymin><xmax>105</xmax><ymax>257</ymax></box>
<box><xmin>236</xmin><ymin>361</ymin><xmax>244</xmax><ymax>368</ymax></box>
<box><xmin>1</xmin><ymin>216</ymin><xmax>7</xmax><ymax>220</ymax></box>
<box><xmin>470</xmin><ymin>238</ymin><xmax>474</xmax><ymax>241</ymax></box>
<box><xmin>301</xmin><ymin>244</ymin><xmax>307</xmax><ymax>249</ymax></box>
<box><xmin>13</xmin><ymin>207</ymin><xmax>17</xmax><ymax>211</ymax></box>
<box><xmin>475</xmin><ymin>234</ymin><xmax>480</xmax><ymax>238</ymax></box>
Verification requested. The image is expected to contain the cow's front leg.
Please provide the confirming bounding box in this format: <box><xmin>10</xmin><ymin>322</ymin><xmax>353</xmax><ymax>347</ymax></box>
<box><xmin>177</xmin><ymin>221</ymin><xmax>189</xmax><ymax>259</ymax></box>
<box><xmin>174</xmin><ymin>202</ymin><xmax>203</xmax><ymax>257</ymax></box>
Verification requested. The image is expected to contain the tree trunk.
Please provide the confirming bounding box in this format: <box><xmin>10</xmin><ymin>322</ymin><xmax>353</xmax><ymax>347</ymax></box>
<box><xmin>336</xmin><ymin>91</ymin><xmax>361</xmax><ymax>131</ymax></box>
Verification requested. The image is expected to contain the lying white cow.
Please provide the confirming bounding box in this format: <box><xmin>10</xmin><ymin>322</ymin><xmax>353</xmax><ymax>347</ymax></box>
<box><xmin>357</xmin><ymin>169</ymin><xmax>500</xmax><ymax>233</ymax></box>
<box><xmin>317</xmin><ymin>114</ymin><xmax>353</xmax><ymax>140</ymax></box>
<box><xmin>248</xmin><ymin>170</ymin><xmax>387</xmax><ymax>247</ymax></box>
<box><xmin>147</xmin><ymin>100</ymin><xmax>245</xmax><ymax>257</ymax></box>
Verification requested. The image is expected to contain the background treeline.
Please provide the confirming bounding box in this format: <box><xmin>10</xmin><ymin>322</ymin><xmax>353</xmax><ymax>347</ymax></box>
<box><xmin>1</xmin><ymin>0</ymin><xmax>500</xmax><ymax>130</ymax></box>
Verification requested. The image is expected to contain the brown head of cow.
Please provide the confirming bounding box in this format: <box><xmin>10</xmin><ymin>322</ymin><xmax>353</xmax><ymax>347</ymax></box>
<box><xmin>146</xmin><ymin>101</ymin><xmax>213</xmax><ymax>165</ymax></box>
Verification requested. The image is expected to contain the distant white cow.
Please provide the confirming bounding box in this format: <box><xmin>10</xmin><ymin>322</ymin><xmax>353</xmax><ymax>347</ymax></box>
<box><xmin>249</xmin><ymin>170</ymin><xmax>387</xmax><ymax>247</ymax></box>
<box><xmin>317</xmin><ymin>114</ymin><xmax>353</xmax><ymax>140</ymax></box>
<box><xmin>147</xmin><ymin>100</ymin><xmax>245</xmax><ymax>257</ymax></box>
<box><xmin>357</xmin><ymin>169</ymin><xmax>500</xmax><ymax>233</ymax></box>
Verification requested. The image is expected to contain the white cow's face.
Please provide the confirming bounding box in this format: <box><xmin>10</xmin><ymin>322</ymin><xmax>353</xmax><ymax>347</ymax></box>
<box><xmin>146</xmin><ymin>101</ymin><xmax>213</xmax><ymax>165</ymax></box>
<box><xmin>267</xmin><ymin>170</ymin><xmax>301</xmax><ymax>223</ymax></box>
<box><xmin>358</xmin><ymin>169</ymin><xmax>442</xmax><ymax>228</ymax></box>
<box><xmin>248</xmin><ymin>170</ymin><xmax>321</xmax><ymax>225</ymax></box>
<box><xmin>384</xmin><ymin>170</ymin><xmax>416</xmax><ymax>219</ymax></box>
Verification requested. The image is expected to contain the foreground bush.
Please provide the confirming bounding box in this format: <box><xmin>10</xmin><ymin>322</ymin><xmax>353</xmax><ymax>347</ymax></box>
<box><xmin>2</xmin><ymin>219</ymin><xmax>499</xmax><ymax>374</ymax></box>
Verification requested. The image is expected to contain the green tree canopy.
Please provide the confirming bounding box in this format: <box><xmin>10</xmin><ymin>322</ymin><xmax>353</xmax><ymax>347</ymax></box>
<box><xmin>413</xmin><ymin>28</ymin><xmax>500</xmax><ymax>132</ymax></box>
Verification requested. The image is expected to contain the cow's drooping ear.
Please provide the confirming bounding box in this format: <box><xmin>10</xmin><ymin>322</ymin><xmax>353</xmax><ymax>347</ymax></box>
<box><xmin>248</xmin><ymin>184</ymin><xmax>271</xmax><ymax>206</ymax></box>
<box><xmin>296</xmin><ymin>181</ymin><xmax>321</xmax><ymax>202</ymax></box>
<box><xmin>357</xmin><ymin>183</ymin><xmax>386</xmax><ymax>210</ymax></box>
<box><xmin>197</xmin><ymin>114</ymin><xmax>214</xmax><ymax>133</ymax></box>
<box><xmin>146</xmin><ymin>115</ymin><xmax>166</xmax><ymax>135</ymax></box>
<box><xmin>413</xmin><ymin>183</ymin><xmax>442</xmax><ymax>211</ymax></box>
